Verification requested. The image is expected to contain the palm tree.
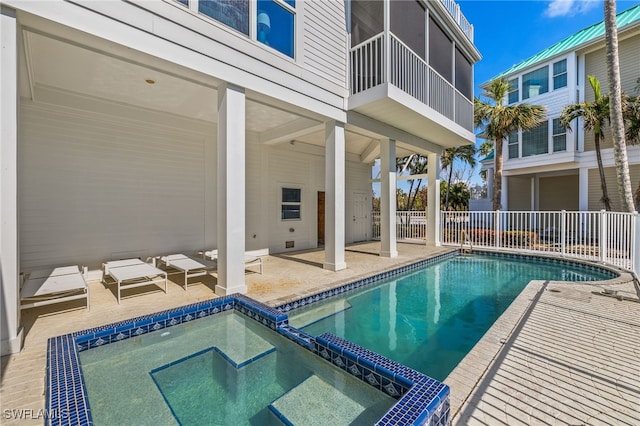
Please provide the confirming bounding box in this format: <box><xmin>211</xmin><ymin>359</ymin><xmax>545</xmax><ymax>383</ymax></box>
<box><xmin>604</xmin><ymin>0</ymin><xmax>635</xmax><ymax>212</ymax></box>
<box><xmin>623</xmin><ymin>91</ymin><xmax>640</xmax><ymax>208</ymax></box>
<box><xmin>395</xmin><ymin>154</ymin><xmax>428</xmax><ymax>211</ymax></box>
<box><xmin>474</xmin><ymin>78</ymin><xmax>546</xmax><ymax>210</ymax></box>
<box><xmin>441</xmin><ymin>145</ymin><xmax>477</xmax><ymax>211</ymax></box>
<box><xmin>560</xmin><ymin>76</ymin><xmax>612</xmax><ymax>210</ymax></box>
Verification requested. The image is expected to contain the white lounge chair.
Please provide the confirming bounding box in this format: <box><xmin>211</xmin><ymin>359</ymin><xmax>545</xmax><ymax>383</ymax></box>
<box><xmin>158</xmin><ymin>254</ymin><xmax>217</xmax><ymax>290</ymax></box>
<box><xmin>200</xmin><ymin>249</ymin><xmax>264</xmax><ymax>274</ymax></box>
<box><xmin>20</xmin><ymin>266</ymin><xmax>89</xmax><ymax>311</ymax></box>
<box><xmin>102</xmin><ymin>258</ymin><xmax>167</xmax><ymax>304</ymax></box>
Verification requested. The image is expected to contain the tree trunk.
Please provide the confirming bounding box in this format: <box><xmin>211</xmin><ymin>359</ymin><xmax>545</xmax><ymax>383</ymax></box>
<box><xmin>604</xmin><ymin>0</ymin><xmax>635</xmax><ymax>212</ymax></box>
<box><xmin>492</xmin><ymin>138</ymin><xmax>503</xmax><ymax>210</ymax></box>
<box><xmin>594</xmin><ymin>134</ymin><xmax>612</xmax><ymax>211</ymax></box>
<box><xmin>444</xmin><ymin>165</ymin><xmax>453</xmax><ymax>211</ymax></box>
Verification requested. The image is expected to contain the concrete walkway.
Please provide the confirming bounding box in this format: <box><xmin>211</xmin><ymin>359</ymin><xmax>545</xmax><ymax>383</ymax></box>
<box><xmin>1</xmin><ymin>242</ymin><xmax>638</xmax><ymax>425</ymax></box>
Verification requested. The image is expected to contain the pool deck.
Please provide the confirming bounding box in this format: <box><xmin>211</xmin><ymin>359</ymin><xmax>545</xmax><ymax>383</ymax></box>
<box><xmin>1</xmin><ymin>241</ymin><xmax>639</xmax><ymax>425</ymax></box>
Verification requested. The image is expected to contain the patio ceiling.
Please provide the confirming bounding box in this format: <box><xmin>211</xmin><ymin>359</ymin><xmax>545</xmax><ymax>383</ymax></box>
<box><xmin>19</xmin><ymin>20</ymin><xmax>429</xmax><ymax>162</ymax></box>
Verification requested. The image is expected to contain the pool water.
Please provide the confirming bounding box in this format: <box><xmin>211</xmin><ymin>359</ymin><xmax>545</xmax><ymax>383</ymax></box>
<box><xmin>289</xmin><ymin>255</ymin><xmax>613</xmax><ymax>381</ymax></box>
<box><xmin>80</xmin><ymin>311</ymin><xmax>395</xmax><ymax>425</ymax></box>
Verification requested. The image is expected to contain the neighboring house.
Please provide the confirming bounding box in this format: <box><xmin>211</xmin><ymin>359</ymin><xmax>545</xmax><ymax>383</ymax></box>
<box><xmin>0</xmin><ymin>1</ymin><xmax>480</xmax><ymax>353</ymax></box>
<box><xmin>475</xmin><ymin>4</ymin><xmax>640</xmax><ymax>212</ymax></box>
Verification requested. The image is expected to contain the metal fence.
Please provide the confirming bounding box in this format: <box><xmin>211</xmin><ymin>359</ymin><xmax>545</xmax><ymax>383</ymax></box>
<box><xmin>372</xmin><ymin>211</ymin><xmax>427</xmax><ymax>241</ymax></box>
<box><xmin>440</xmin><ymin>210</ymin><xmax>640</xmax><ymax>273</ymax></box>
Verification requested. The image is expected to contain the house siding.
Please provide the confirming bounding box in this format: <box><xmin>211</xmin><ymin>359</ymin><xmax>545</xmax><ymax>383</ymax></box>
<box><xmin>539</xmin><ymin>175</ymin><xmax>579</xmax><ymax>210</ymax></box>
<box><xmin>507</xmin><ymin>177</ymin><xmax>531</xmax><ymax>210</ymax></box>
<box><xmin>19</xmin><ymin>98</ymin><xmax>215</xmax><ymax>271</ymax></box>
<box><xmin>583</xmin><ymin>33</ymin><xmax>640</xmax><ymax>152</ymax></box>
<box><xmin>588</xmin><ymin>164</ymin><xmax>640</xmax><ymax>211</ymax></box>
<box><xmin>301</xmin><ymin>0</ymin><xmax>347</xmax><ymax>87</ymax></box>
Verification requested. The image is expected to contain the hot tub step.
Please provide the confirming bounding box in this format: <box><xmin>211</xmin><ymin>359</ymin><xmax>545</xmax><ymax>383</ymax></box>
<box><xmin>268</xmin><ymin>375</ymin><xmax>367</xmax><ymax>426</ymax></box>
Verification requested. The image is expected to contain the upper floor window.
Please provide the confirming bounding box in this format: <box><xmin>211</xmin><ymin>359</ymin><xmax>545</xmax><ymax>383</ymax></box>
<box><xmin>391</xmin><ymin>0</ymin><xmax>426</xmax><ymax>60</ymax></box>
<box><xmin>553</xmin><ymin>59</ymin><xmax>567</xmax><ymax>90</ymax></box>
<box><xmin>429</xmin><ymin>17</ymin><xmax>453</xmax><ymax>82</ymax></box>
<box><xmin>455</xmin><ymin>48</ymin><xmax>473</xmax><ymax>100</ymax></box>
<box><xmin>199</xmin><ymin>0</ymin><xmax>250</xmax><ymax>35</ymax></box>
<box><xmin>522</xmin><ymin>122</ymin><xmax>549</xmax><ymax>157</ymax></box>
<box><xmin>508</xmin><ymin>131</ymin><xmax>519</xmax><ymax>159</ymax></box>
<box><xmin>351</xmin><ymin>0</ymin><xmax>383</xmax><ymax>46</ymax></box>
<box><xmin>257</xmin><ymin>0</ymin><xmax>295</xmax><ymax>58</ymax></box>
<box><xmin>552</xmin><ymin>118</ymin><xmax>566</xmax><ymax>152</ymax></box>
<box><xmin>522</xmin><ymin>66</ymin><xmax>548</xmax><ymax>100</ymax></box>
<box><xmin>508</xmin><ymin>78</ymin><xmax>519</xmax><ymax>104</ymax></box>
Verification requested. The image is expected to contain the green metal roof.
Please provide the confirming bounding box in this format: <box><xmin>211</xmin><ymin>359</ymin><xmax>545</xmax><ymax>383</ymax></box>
<box><xmin>481</xmin><ymin>151</ymin><xmax>494</xmax><ymax>162</ymax></box>
<box><xmin>490</xmin><ymin>4</ymin><xmax>640</xmax><ymax>82</ymax></box>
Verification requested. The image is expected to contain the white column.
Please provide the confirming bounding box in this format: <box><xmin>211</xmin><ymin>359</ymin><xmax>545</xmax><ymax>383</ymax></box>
<box><xmin>1</xmin><ymin>8</ymin><xmax>22</xmax><ymax>355</ymax></box>
<box><xmin>324</xmin><ymin>121</ymin><xmax>346</xmax><ymax>271</ymax></box>
<box><xmin>486</xmin><ymin>167</ymin><xmax>494</xmax><ymax>200</ymax></box>
<box><xmin>380</xmin><ymin>139</ymin><xmax>397</xmax><ymax>257</ymax></box>
<box><xmin>579</xmin><ymin>168</ymin><xmax>589</xmax><ymax>210</ymax></box>
<box><xmin>501</xmin><ymin>175</ymin><xmax>509</xmax><ymax>211</ymax></box>
<box><xmin>530</xmin><ymin>177</ymin><xmax>536</xmax><ymax>211</ymax></box>
<box><xmin>426</xmin><ymin>152</ymin><xmax>441</xmax><ymax>246</ymax></box>
<box><xmin>216</xmin><ymin>83</ymin><xmax>247</xmax><ymax>295</ymax></box>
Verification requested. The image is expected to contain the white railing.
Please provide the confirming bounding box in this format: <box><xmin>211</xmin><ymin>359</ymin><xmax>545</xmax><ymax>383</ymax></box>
<box><xmin>351</xmin><ymin>33</ymin><xmax>473</xmax><ymax>131</ymax></box>
<box><xmin>440</xmin><ymin>210</ymin><xmax>640</xmax><ymax>273</ymax></box>
<box><xmin>372</xmin><ymin>211</ymin><xmax>428</xmax><ymax>241</ymax></box>
<box><xmin>438</xmin><ymin>0</ymin><xmax>474</xmax><ymax>41</ymax></box>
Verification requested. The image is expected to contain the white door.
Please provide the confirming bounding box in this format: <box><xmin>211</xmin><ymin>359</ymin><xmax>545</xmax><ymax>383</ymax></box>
<box><xmin>352</xmin><ymin>192</ymin><xmax>368</xmax><ymax>242</ymax></box>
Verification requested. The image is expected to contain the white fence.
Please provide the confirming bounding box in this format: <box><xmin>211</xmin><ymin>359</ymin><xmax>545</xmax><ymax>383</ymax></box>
<box><xmin>372</xmin><ymin>211</ymin><xmax>427</xmax><ymax>241</ymax></box>
<box><xmin>440</xmin><ymin>210</ymin><xmax>640</xmax><ymax>273</ymax></box>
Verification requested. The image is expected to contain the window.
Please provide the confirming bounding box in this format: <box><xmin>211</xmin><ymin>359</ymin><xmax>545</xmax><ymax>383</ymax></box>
<box><xmin>508</xmin><ymin>131</ymin><xmax>519</xmax><ymax>159</ymax></box>
<box><xmin>429</xmin><ymin>17</ymin><xmax>453</xmax><ymax>83</ymax></box>
<box><xmin>455</xmin><ymin>48</ymin><xmax>473</xmax><ymax>100</ymax></box>
<box><xmin>522</xmin><ymin>66</ymin><xmax>548</xmax><ymax>99</ymax></box>
<box><xmin>176</xmin><ymin>0</ymin><xmax>188</xmax><ymax>6</ymax></box>
<box><xmin>199</xmin><ymin>0</ymin><xmax>250</xmax><ymax>35</ymax></box>
<box><xmin>552</xmin><ymin>118</ymin><xmax>566</xmax><ymax>152</ymax></box>
<box><xmin>522</xmin><ymin>122</ymin><xmax>549</xmax><ymax>157</ymax></box>
<box><xmin>257</xmin><ymin>0</ymin><xmax>295</xmax><ymax>58</ymax></box>
<box><xmin>391</xmin><ymin>0</ymin><xmax>425</xmax><ymax>60</ymax></box>
<box><xmin>508</xmin><ymin>78</ymin><xmax>519</xmax><ymax>104</ymax></box>
<box><xmin>281</xmin><ymin>188</ymin><xmax>301</xmax><ymax>220</ymax></box>
<box><xmin>351</xmin><ymin>0</ymin><xmax>383</xmax><ymax>46</ymax></box>
<box><xmin>553</xmin><ymin>59</ymin><xmax>567</xmax><ymax>90</ymax></box>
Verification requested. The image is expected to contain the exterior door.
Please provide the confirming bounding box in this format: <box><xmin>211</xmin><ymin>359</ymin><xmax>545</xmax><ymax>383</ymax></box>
<box><xmin>352</xmin><ymin>192</ymin><xmax>368</xmax><ymax>242</ymax></box>
<box><xmin>317</xmin><ymin>191</ymin><xmax>325</xmax><ymax>245</ymax></box>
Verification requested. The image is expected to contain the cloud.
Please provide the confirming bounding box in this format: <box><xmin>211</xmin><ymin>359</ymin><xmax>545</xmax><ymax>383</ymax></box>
<box><xmin>544</xmin><ymin>0</ymin><xmax>600</xmax><ymax>18</ymax></box>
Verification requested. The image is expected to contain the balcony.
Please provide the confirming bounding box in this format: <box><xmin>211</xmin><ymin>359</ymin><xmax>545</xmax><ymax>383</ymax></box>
<box><xmin>349</xmin><ymin>32</ymin><xmax>474</xmax><ymax>134</ymax></box>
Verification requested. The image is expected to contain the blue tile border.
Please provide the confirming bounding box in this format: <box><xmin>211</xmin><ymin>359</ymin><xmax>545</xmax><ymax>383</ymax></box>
<box><xmin>47</xmin><ymin>293</ymin><xmax>451</xmax><ymax>426</ymax></box>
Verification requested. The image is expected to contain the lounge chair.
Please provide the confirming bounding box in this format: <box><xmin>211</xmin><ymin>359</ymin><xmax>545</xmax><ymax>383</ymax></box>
<box><xmin>102</xmin><ymin>258</ymin><xmax>167</xmax><ymax>304</ymax></box>
<box><xmin>200</xmin><ymin>249</ymin><xmax>264</xmax><ymax>274</ymax></box>
<box><xmin>158</xmin><ymin>254</ymin><xmax>217</xmax><ymax>290</ymax></box>
<box><xmin>20</xmin><ymin>266</ymin><xmax>89</xmax><ymax>311</ymax></box>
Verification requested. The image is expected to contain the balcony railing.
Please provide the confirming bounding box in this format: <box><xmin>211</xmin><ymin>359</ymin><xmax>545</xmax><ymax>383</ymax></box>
<box><xmin>439</xmin><ymin>0</ymin><xmax>474</xmax><ymax>41</ymax></box>
<box><xmin>350</xmin><ymin>33</ymin><xmax>473</xmax><ymax>132</ymax></box>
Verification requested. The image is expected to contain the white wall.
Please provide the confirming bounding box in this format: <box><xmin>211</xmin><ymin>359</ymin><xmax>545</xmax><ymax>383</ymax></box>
<box><xmin>19</xmin><ymin>93</ymin><xmax>216</xmax><ymax>271</ymax></box>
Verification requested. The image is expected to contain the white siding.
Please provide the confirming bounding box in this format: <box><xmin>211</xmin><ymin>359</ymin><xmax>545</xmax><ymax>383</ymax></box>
<box><xmin>19</xmin><ymin>98</ymin><xmax>214</xmax><ymax>271</ymax></box>
<box><xmin>584</xmin><ymin>33</ymin><xmax>640</xmax><ymax>152</ymax></box>
<box><xmin>588</xmin><ymin>164</ymin><xmax>640</xmax><ymax>211</ymax></box>
<box><xmin>263</xmin><ymin>144</ymin><xmax>370</xmax><ymax>254</ymax></box>
<box><xmin>301</xmin><ymin>1</ymin><xmax>348</xmax><ymax>87</ymax></box>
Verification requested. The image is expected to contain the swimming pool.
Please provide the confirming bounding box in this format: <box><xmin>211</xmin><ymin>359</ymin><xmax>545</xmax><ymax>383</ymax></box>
<box><xmin>48</xmin><ymin>295</ymin><xmax>451</xmax><ymax>426</ymax></box>
<box><xmin>285</xmin><ymin>253</ymin><xmax>616</xmax><ymax>380</ymax></box>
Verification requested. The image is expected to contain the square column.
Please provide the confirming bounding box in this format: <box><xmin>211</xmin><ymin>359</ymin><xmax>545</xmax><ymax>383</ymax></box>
<box><xmin>578</xmin><ymin>168</ymin><xmax>589</xmax><ymax>210</ymax></box>
<box><xmin>1</xmin><ymin>8</ymin><xmax>23</xmax><ymax>355</ymax></box>
<box><xmin>380</xmin><ymin>139</ymin><xmax>397</xmax><ymax>257</ymax></box>
<box><xmin>216</xmin><ymin>83</ymin><xmax>247</xmax><ymax>295</ymax></box>
<box><xmin>324</xmin><ymin>121</ymin><xmax>346</xmax><ymax>271</ymax></box>
<box><xmin>426</xmin><ymin>153</ymin><xmax>441</xmax><ymax>246</ymax></box>
<box><xmin>501</xmin><ymin>175</ymin><xmax>509</xmax><ymax>211</ymax></box>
